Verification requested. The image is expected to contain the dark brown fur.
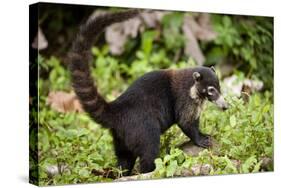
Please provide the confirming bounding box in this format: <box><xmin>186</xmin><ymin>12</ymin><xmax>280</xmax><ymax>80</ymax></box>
<box><xmin>68</xmin><ymin>10</ymin><xmax>222</xmax><ymax>175</ymax></box>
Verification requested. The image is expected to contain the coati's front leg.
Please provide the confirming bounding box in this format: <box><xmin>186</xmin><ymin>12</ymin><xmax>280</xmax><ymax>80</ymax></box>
<box><xmin>179</xmin><ymin>119</ymin><xmax>212</xmax><ymax>148</ymax></box>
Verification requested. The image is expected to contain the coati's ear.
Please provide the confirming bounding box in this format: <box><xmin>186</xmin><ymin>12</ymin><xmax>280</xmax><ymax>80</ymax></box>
<box><xmin>192</xmin><ymin>72</ymin><xmax>201</xmax><ymax>82</ymax></box>
<box><xmin>211</xmin><ymin>66</ymin><xmax>216</xmax><ymax>73</ymax></box>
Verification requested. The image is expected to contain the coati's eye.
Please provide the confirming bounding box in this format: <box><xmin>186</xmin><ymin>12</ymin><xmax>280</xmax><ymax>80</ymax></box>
<box><xmin>207</xmin><ymin>86</ymin><xmax>216</xmax><ymax>95</ymax></box>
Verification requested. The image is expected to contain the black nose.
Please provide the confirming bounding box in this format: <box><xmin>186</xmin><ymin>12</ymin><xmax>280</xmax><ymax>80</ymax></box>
<box><xmin>222</xmin><ymin>105</ymin><xmax>228</xmax><ymax>111</ymax></box>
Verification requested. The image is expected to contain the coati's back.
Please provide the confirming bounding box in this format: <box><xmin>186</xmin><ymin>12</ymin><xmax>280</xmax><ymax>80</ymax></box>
<box><xmin>109</xmin><ymin>70</ymin><xmax>176</xmax><ymax>131</ymax></box>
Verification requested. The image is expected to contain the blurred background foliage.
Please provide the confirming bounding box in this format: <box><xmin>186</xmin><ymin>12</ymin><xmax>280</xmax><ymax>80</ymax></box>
<box><xmin>31</xmin><ymin>3</ymin><xmax>273</xmax><ymax>186</ymax></box>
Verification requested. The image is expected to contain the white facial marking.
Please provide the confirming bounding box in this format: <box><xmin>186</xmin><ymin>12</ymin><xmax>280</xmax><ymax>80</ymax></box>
<box><xmin>207</xmin><ymin>86</ymin><xmax>215</xmax><ymax>95</ymax></box>
<box><xmin>190</xmin><ymin>84</ymin><xmax>198</xmax><ymax>99</ymax></box>
<box><xmin>188</xmin><ymin>84</ymin><xmax>205</xmax><ymax>120</ymax></box>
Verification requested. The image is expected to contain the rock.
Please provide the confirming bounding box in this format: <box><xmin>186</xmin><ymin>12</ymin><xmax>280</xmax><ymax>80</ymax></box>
<box><xmin>191</xmin><ymin>164</ymin><xmax>201</xmax><ymax>175</ymax></box>
<box><xmin>116</xmin><ymin>172</ymin><xmax>153</xmax><ymax>181</ymax></box>
<box><xmin>261</xmin><ymin>157</ymin><xmax>273</xmax><ymax>171</ymax></box>
<box><xmin>200</xmin><ymin>164</ymin><xmax>212</xmax><ymax>175</ymax></box>
<box><xmin>181</xmin><ymin>169</ymin><xmax>193</xmax><ymax>176</ymax></box>
<box><xmin>231</xmin><ymin>159</ymin><xmax>241</xmax><ymax>169</ymax></box>
<box><xmin>45</xmin><ymin>165</ymin><xmax>59</xmax><ymax>178</ymax></box>
<box><xmin>189</xmin><ymin>164</ymin><xmax>212</xmax><ymax>176</ymax></box>
<box><xmin>180</xmin><ymin>141</ymin><xmax>204</xmax><ymax>156</ymax></box>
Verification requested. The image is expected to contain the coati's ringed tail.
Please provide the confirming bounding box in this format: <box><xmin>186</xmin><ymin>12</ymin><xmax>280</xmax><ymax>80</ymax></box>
<box><xmin>68</xmin><ymin>10</ymin><xmax>140</xmax><ymax>125</ymax></box>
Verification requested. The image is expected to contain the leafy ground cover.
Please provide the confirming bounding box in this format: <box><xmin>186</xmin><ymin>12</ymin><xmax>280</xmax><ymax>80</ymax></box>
<box><xmin>35</xmin><ymin>52</ymin><xmax>273</xmax><ymax>185</ymax></box>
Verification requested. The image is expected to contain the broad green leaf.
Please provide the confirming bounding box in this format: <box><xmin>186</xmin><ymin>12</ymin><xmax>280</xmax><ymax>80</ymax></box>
<box><xmin>230</xmin><ymin>115</ymin><xmax>236</xmax><ymax>127</ymax></box>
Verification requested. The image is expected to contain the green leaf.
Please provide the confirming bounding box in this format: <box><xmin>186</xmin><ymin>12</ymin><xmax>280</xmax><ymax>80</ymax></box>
<box><xmin>241</xmin><ymin>156</ymin><xmax>257</xmax><ymax>173</ymax></box>
<box><xmin>252</xmin><ymin>161</ymin><xmax>262</xmax><ymax>172</ymax></box>
<box><xmin>141</xmin><ymin>30</ymin><xmax>158</xmax><ymax>56</ymax></box>
<box><xmin>166</xmin><ymin>160</ymin><xmax>178</xmax><ymax>177</ymax></box>
<box><xmin>223</xmin><ymin>16</ymin><xmax>232</xmax><ymax>27</ymax></box>
<box><xmin>230</xmin><ymin>115</ymin><xmax>236</xmax><ymax>127</ymax></box>
<box><xmin>78</xmin><ymin>169</ymin><xmax>90</xmax><ymax>178</ymax></box>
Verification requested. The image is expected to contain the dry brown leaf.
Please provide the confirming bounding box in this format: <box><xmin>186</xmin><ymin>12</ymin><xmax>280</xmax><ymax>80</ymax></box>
<box><xmin>182</xmin><ymin>14</ymin><xmax>217</xmax><ymax>65</ymax></box>
<box><xmin>46</xmin><ymin>91</ymin><xmax>83</xmax><ymax>113</ymax></box>
<box><xmin>223</xmin><ymin>75</ymin><xmax>264</xmax><ymax>96</ymax></box>
<box><xmin>196</xmin><ymin>13</ymin><xmax>217</xmax><ymax>41</ymax></box>
<box><xmin>182</xmin><ymin>15</ymin><xmax>205</xmax><ymax>65</ymax></box>
<box><xmin>90</xmin><ymin>10</ymin><xmax>143</xmax><ymax>55</ymax></box>
<box><xmin>105</xmin><ymin>10</ymin><xmax>168</xmax><ymax>55</ymax></box>
<box><xmin>91</xmin><ymin>10</ymin><xmax>217</xmax><ymax>65</ymax></box>
<box><xmin>105</xmin><ymin>18</ymin><xmax>142</xmax><ymax>55</ymax></box>
<box><xmin>140</xmin><ymin>10</ymin><xmax>168</xmax><ymax>28</ymax></box>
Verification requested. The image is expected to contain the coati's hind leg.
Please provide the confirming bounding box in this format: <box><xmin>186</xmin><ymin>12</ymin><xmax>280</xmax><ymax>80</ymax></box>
<box><xmin>179</xmin><ymin>119</ymin><xmax>212</xmax><ymax>148</ymax></box>
<box><xmin>138</xmin><ymin>125</ymin><xmax>160</xmax><ymax>173</ymax></box>
<box><xmin>116</xmin><ymin>149</ymin><xmax>137</xmax><ymax>176</ymax></box>
<box><xmin>139</xmin><ymin>148</ymin><xmax>159</xmax><ymax>173</ymax></box>
<box><xmin>113</xmin><ymin>134</ymin><xmax>137</xmax><ymax>176</ymax></box>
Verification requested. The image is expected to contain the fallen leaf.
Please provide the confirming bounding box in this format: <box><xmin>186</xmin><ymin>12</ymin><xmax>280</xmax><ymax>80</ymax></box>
<box><xmin>92</xmin><ymin>10</ymin><xmax>217</xmax><ymax>65</ymax></box>
<box><xmin>182</xmin><ymin>15</ymin><xmax>205</xmax><ymax>65</ymax></box>
<box><xmin>196</xmin><ymin>13</ymin><xmax>217</xmax><ymax>41</ymax></box>
<box><xmin>105</xmin><ymin>10</ymin><xmax>168</xmax><ymax>55</ymax></box>
<box><xmin>140</xmin><ymin>10</ymin><xmax>168</xmax><ymax>28</ymax></box>
<box><xmin>181</xmin><ymin>13</ymin><xmax>217</xmax><ymax>65</ymax></box>
<box><xmin>46</xmin><ymin>91</ymin><xmax>83</xmax><ymax>113</ymax></box>
<box><xmin>223</xmin><ymin>75</ymin><xmax>264</xmax><ymax>96</ymax></box>
<box><xmin>105</xmin><ymin>18</ymin><xmax>142</xmax><ymax>55</ymax></box>
<box><xmin>105</xmin><ymin>11</ymin><xmax>141</xmax><ymax>55</ymax></box>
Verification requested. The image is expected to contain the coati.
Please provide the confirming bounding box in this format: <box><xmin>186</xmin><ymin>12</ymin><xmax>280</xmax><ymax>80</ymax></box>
<box><xmin>68</xmin><ymin>10</ymin><xmax>228</xmax><ymax>175</ymax></box>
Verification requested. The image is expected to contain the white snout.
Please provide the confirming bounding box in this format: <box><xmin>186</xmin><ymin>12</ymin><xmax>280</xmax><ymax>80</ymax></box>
<box><xmin>214</xmin><ymin>95</ymin><xmax>228</xmax><ymax>110</ymax></box>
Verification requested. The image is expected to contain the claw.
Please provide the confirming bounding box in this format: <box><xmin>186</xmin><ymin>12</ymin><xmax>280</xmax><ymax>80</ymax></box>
<box><xmin>196</xmin><ymin>135</ymin><xmax>212</xmax><ymax>148</ymax></box>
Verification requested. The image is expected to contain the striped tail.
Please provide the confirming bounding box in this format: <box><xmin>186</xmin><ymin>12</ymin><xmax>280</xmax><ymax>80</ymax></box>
<box><xmin>68</xmin><ymin>10</ymin><xmax>140</xmax><ymax>125</ymax></box>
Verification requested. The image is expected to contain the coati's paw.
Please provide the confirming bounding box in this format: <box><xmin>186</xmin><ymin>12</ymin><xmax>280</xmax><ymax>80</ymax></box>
<box><xmin>195</xmin><ymin>135</ymin><xmax>212</xmax><ymax>148</ymax></box>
